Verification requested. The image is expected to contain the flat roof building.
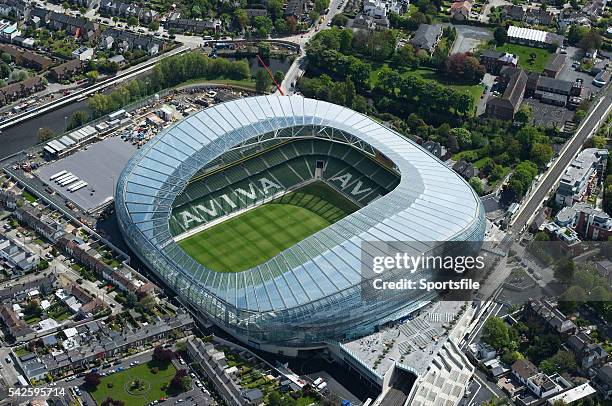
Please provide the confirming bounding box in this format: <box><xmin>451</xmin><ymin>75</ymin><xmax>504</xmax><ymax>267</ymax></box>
<box><xmin>507</xmin><ymin>25</ymin><xmax>564</xmax><ymax>48</ymax></box>
<box><xmin>556</xmin><ymin>148</ymin><xmax>608</xmax><ymax>207</ymax></box>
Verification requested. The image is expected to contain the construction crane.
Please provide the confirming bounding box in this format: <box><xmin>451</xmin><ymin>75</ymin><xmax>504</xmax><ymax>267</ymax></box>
<box><xmin>256</xmin><ymin>54</ymin><xmax>284</xmax><ymax>95</ymax></box>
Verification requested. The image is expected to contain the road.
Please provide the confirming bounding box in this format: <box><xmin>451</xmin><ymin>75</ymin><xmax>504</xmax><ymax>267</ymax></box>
<box><xmin>509</xmin><ymin>88</ymin><xmax>612</xmax><ymax>235</ymax></box>
<box><xmin>279</xmin><ymin>0</ymin><xmax>347</xmax><ymax>94</ymax></box>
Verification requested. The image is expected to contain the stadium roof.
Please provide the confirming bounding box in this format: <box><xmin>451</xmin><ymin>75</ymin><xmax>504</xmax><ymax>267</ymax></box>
<box><xmin>116</xmin><ymin>96</ymin><xmax>484</xmax><ymax>314</ymax></box>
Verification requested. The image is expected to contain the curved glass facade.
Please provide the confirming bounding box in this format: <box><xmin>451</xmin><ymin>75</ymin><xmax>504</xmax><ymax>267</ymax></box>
<box><xmin>115</xmin><ymin>95</ymin><xmax>486</xmax><ymax>349</ymax></box>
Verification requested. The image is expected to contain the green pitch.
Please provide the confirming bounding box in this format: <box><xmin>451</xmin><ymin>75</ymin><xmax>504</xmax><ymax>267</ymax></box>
<box><xmin>177</xmin><ymin>182</ymin><xmax>358</xmax><ymax>272</ymax></box>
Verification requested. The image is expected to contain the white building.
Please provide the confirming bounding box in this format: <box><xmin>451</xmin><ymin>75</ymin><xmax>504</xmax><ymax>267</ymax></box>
<box><xmin>555</xmin><ymin>148</ymin><xmax>608</xmax><ymax>207</ymax></box>
<box><xmin>547</xmin><ymin>382</ymin><xmax>596</xmax><ymax>404</ymax></box>
<box><xmin>72</xmin><ymin>46</ymin><xmax>94</xmax><ymax>61</ymax></box>
<box><xmin>363</xmin><ymin>0</ymin><xmax>403</xmax><ymax>18</ymax></box>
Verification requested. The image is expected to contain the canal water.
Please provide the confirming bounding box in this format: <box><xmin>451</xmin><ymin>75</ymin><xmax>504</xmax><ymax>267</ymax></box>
<box><xmin>0</xmin><ymin>56</ymin><xmax>292</xmax><ymax>160</ymax></box>
<box><xmin>0</xmin><ymin>100</ymin><xmax>93</xmax><ymax>159</ymax></box>
<box><xmin>224</xmin><ymin>55</ymin><xmax>293</xmax><ymax>76</ymax></box>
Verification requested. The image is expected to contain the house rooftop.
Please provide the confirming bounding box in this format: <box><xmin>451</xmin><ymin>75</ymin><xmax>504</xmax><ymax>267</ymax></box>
<box><xmin>512</xmin><ymin>358</ymin><xmax>538</xmax><ymax>380</ymax></box>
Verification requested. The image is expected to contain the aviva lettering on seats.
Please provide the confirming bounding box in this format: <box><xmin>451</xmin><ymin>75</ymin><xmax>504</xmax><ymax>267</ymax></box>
<box><xmin>178</xmin><ymin>176</ymin><xmax>282</xmax><ymax>230</ymax></box>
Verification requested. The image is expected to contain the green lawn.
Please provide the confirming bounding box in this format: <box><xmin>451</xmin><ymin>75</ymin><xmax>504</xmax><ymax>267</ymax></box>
<box><xmin>22</xmin><ymin>190</ymin><xmax>36</xmax><ymax>203</ymax></box>
<box><xmin>369</xmin><ymin>66</ymin><xmax>484</xmax><ymax>115</ymax></box>
<box><xmin>495</xmin><ymin>43</ymin><xmax>553</xmax><ymax>73</ymax></box>
<box><xmin>89</xmin><ymin>362</ymin><xmax>177</xmax><ymax>406</ymax></box>
<box><xmin>178</xmin><ymin>182</ymin><xmax>357</xmax><ymax>272</ymax></box>
<box><xmin>175</xmin><ymin>78</ymin><xmax>256</xmax><ymax>91</ymax></box>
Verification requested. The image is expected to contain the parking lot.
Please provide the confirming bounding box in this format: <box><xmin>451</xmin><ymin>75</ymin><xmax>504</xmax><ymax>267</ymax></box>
<box><xmin>522</xmin><ymin>98</ymin><xmax>575</xmax><ymax>128</ymax></box>
<box><xmin>451</xmin><ymin>25</ymin><xmax>493</xmax><ymax>54</ymax></box>
<box><xmin>557</xmin><ymin>46</ymin><xmax>606</xmax><ymax>98</ymax></box>
<box><xmin>36</xmin><ymin>136</ymin><xmax>137</xmax><ymax>213</ymax></box>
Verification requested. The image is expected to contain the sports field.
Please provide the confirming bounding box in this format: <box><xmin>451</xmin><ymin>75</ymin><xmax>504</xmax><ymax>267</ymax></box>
<box><xmin>178</xmin><ymin>182</ymin><xmax>358</xmax><ymax>272</ymax></box>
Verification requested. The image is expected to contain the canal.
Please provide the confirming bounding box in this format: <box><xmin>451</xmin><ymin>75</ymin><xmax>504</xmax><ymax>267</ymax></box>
<box><xmin>0</xmin><ymin>100</ymin><xmax>93</xmax><ymax>160</ymax></box>
<box><xmin>0</xmin><ymin>56</ymin><xmax>293</xmax><ymax>160</ymax></box>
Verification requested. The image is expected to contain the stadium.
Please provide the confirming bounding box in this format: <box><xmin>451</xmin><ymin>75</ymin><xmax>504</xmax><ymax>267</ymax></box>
<box><xmin>115</xmin><ymin>95</ymin><xmax>486</xmax><ymax>354</ymax></box>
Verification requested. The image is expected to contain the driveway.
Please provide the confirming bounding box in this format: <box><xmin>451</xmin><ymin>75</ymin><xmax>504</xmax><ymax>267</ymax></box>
<box><xmin>477</xmin><ymin>73</ymin><xmax>496</xmax><ymax>116</ymax></box>
<box><xmin>479</xmin><ymin>0</ymin><xmax>511</xmax><ymax>22</ymax></box>
<box><xmin>451</xmin><ymin>25</ymin><xmax>493</xmax><ymax>54</ymax></box>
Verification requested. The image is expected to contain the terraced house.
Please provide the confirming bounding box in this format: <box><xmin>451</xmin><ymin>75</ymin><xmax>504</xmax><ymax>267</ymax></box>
<box><xmin>99</xmin><ymin>0</ymin><xmax>158</xmax><ymax>24</ymax></box>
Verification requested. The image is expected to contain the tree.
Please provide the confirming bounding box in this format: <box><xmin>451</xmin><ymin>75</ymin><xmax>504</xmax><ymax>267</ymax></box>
<box><xmin>138</xmin><ymin>294</ymin><xmax>156</xmax><ymax>312</ymax></box>
<box><xmin>12</xmin><ymin>70</ymin><xmax>27</xmax><ymax>81</ymax></box>
<box><xmin>501</xmin><ymin>350</ymin><xmax>523</xmax><ymax>364</ymax></box>
<box><xmin>255</xmin><ymin>69</ymin><xmax>271</xmax><ymax>93</ymax></box>
<box><xmin>84</xmin><ymin>372</ymin><xmax>101</xmax><ymax>389</ymax></box>
<box><xmin>444</xmin><ymin>53</ymin><xmax>485</xmax><ymax>83</ymax></box>
<box><xmin>578</xmin><ymin>30</ymin><xmax>602</xmax><ymax>52</ymax></box>
<box><xmin>234</xmin><ymin>9</ymin><xmax>248</xmax><ymax>31</ymax></box>
<box><xmin>269</xmin><ymin>391</ymin><xmax>282</xmax><ymax>406</ymax></box>
<box><xmin>25</xmin><ymin>301</ymin><xmax>42</xmax><ymax>318</ymax></box>
<box><xmin>267</xmin><ymin>0</ymin><xmax>284</xmax><ymax>20</ymax></box>
<box><xmin>286</xmin><ymin>16</ymin><xmax>298</xmax><ymax>33</ymax></box>
<box><xmin>394</xmin><ymin>44</ymin><xmax>419</xmax><ymax>68</ymax></box>
<box><xmin>125</xmin><ymin>291</ymin><xmax>137</xmax><ymax>308</ymax></box>
<box><xmin>67</xmin><ymin>111</ymin><xmax>89</xmax><ymax>131</ymax></box>
<box><xmin>469</xmin><ymin>177</ymin><xmax>484</xmax><ymax>195</ymax></box>
<box><xmin>449</xmin><ymin>128</ymin><xmax>472</xmax><ymax>150</ymax></box>
<box><xmin>127</xmin><ymin>16</ymin><xmax>138</xmax><ymax>27</ymax></box>
<box><xmin>482</xmin><ymin>316</ymin><xmax>510</xmax><ymax>351</ymax></box>
<box><xmin>86</xmin><ymin>70</ymin><xmax>99</xmax><ymax>84</ymax></box>
<box><xmin>339</xmin><ymin>29</ymin><xmax>353</xmax><ymax>54</ymax></box>
<box><xmin>530</xmin><ymin>143</ymin><xmax>553</xmax><ymax>168</ymax></box>
<box><xmin>590</xmin><ymin>286</ymin><xmax>609</xmax><ymax>302</ymax></box>
<box><xmin>555</xmin><ymin>258</ymin><xmax>575</xmax><ymax>284</ymax></box>
<box><xmin>37</xmin><ymin>127</ymin><xmax>54</xmax><ymax>143</ymax></box>
<box><xmin>191</xmin><ymin>4</ymin><xmax>201</xmax><ymax>17</ymax></box>
<box><xmin>258</xmin><ymin>42</ymin><xmax>271</xmax><ymax>58</ymax></box>
<box><xmin>540</xmin><ymin>351</ymin><xmax>576</xmax><ymax>374</ymax></box>
<box><xmin>314</xmin><ymin>0</ymin><xmax>329</xmax><ymax>13</ymax></box>
<box><xmin>494</xmin><ymin>27</ymin><xmax>507</xmax><ymax>45</ymax></box>
<box><xmin>274</xmin><ymin>18</ymin><xmax>288</xmax><ymax>33</ymax></box>
<box><xmin>344</xmin><ymin>77</ymin><xmax>356</xmax><ymax>107</ymax></box>
<box><xmin>254</xmin><ymin>16</ymin><xmax>273</xmax><ymax>37</ymax></box>
<box><xmin>170</xmin><ymin>369</ymin><xmax>191</xmax><ymax>392</ymax></box>
<box><xmin>149</xmin><ymin>20</ymin><xmax>160</xmax><ymax>31</ymax></box>
<box><xmin>37</xmin><ymin>260</ymin><xmax>49</xmax><ymax>270</ymax></box>
<box><xmin>514</xmin><ymin>105</ymin><xmax>533</xmax><ymax>124</ymax></box>
<box><xmin>0</xmin><ymin>62</ymin><xmax>9</xmax><ymax>79</ymax></box>
<box><xmin>331</xmin><ymin>14</ymin><xmax>348</xmax><ymax>26</ymax></box>
<box><xmin>446</xmin><ymin>134</ymin><xmax>459</xmax><ymax>153</ymax></box>
<box><xmin>558</xmin><ymin>286</ymin><xmax>586</xmax><ymax>313</ymax></box>
<box><xmin>567</xmin><ymin>25</ymin><xmax>589</xmax><ymax>46</ymax></box>
<box><xmin>273</xmin><ymin>70</ymin><xmax>284</xmax><ymax>85</ymax></box>
<box><xmin>152</xmin><ymin>345</ymin><xmax>175</xmax><ymax>364</ymax></box>
<box><xmin>309</xmin><ymin>10</ymin><xmax>320</xmax><ymax>23</ymax></box>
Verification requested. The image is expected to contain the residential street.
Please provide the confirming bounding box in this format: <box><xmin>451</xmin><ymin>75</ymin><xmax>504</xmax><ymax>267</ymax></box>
<box><xmin>509</xmin><ymin>89</ymin><xmax>612</xmax><ymax>235</ymax></box>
